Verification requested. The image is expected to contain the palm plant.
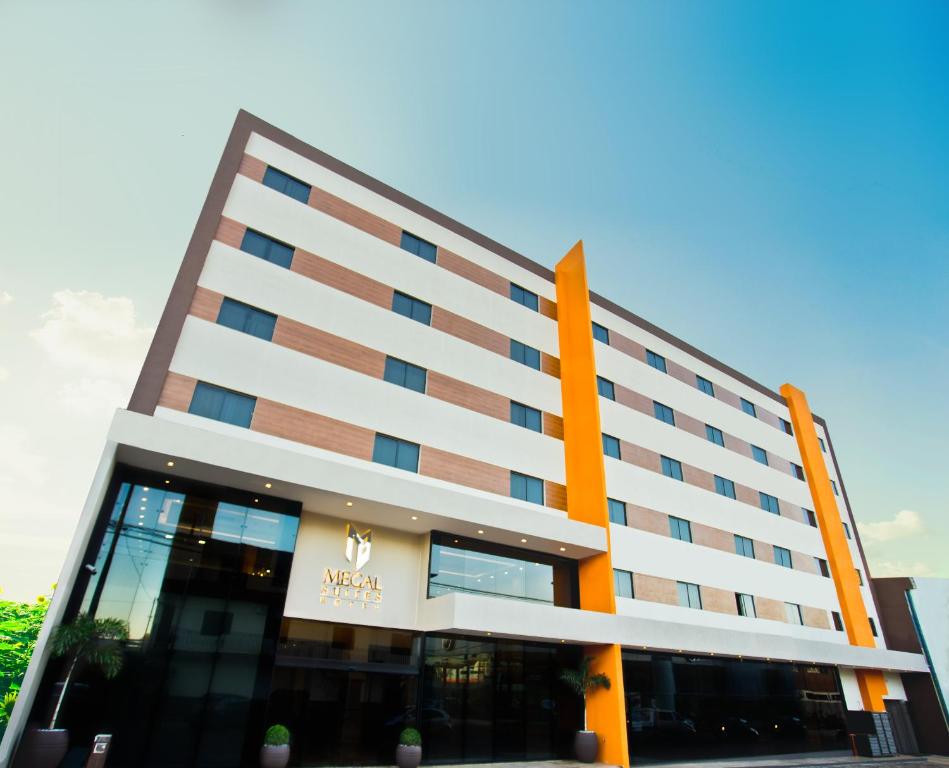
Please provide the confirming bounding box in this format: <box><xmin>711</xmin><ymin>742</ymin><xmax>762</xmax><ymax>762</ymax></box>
<box><xmin>47</xmin><ymin>614</ymin><xmax>128</xmax><ymax>730</ymax></box>
<box><xmin>560</xmin><ymin>656</ymin><xmax>611</xmax><ymax>731</ymax></box>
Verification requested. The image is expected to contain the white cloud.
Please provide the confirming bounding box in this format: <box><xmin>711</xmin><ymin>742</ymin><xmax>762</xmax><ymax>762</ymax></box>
<box><xmin>30</xmin><ymin>290</ymin><xmax>153</xmax><ymax>379</ymax></box>
<box><xmin>0</xmin><ymin>291</ymin><xmax>12</xmax><ymax>305</ymax></box>
<box><xmin>0</xmin><ymin>367</ymin><xmax>8</xmax><ymax>382</ymax></box>
<box><xmin>869</xmin><ymin>560</ymin><xmax>935</xmax><ymax>578</ymax></box>
<box><xmin>57</xmin><ymin>376</ymin><xmax>131</xmax><ymax>416</ymax></box>
<box><xmin>859</xmin><ymin>509</ymin><xmax>924</xmax><ymax>544</ymax></box>
<box><xmin>0</xmin><ymin>425</ymin><xmax>47</xmax><ymax>487</ymax></box>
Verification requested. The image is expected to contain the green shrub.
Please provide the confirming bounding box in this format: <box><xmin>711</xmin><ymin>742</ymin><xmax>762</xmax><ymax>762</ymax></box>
<box><xmin>399</xmin><ymin>727</ymin><xmax>421</xmax><ymax>747</ymax></box>
<box><xmin>264</xmin><ymin>724</ymin><xmax>290</xmax><ymax>746</ymax></box>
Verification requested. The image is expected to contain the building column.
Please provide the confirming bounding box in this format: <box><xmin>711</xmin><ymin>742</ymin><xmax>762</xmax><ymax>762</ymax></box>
<box><xmin>781</xmin><ymin>383</ymin><xmax>887</xmax><ymax>712</ymax></box>
<box><xmin>556</xmin><ymin>241</ymin><xmax>630</xmax><ymax>767</ymax></box>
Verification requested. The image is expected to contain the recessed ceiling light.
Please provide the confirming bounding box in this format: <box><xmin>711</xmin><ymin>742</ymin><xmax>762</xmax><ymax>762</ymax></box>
<box><xmin>264</xmin><ymin>482</ymin><xmax>272</xmax><ymax>489</ymax></box>
<box><xmin>164</xmin><ymin>479</ymin><xmax>171</xmax><ymax>485</ymax></box>
<box><xmin>520</xmin><ymin>538</ymin><xmax>528</xmax><ymax>543</ymax></box>
<box><xmin>411</xmin><ymin>515</ymin><xmax>418</xmax><ymax>520</ymax></box>
<box><xmin>140</xmin><ymin>507</ymin><xmax>146</xmax><ymax>511</ymax></box>
<box><xmin>138</xmin><ymin>522</ymin><xmax>144</xmax><ymax>527</ymax></box>
<box><xmin>164</xmin><ymin>534</ymin><xmax>173</xmax><ymax>540</ymax></box>
<box><xmin>254</xmin><ymin>498</ymin><xmax>259</xmax><ymax>503</ymax></box>
<box><xmin>560</xmin><ymin>639</ymin><xmax>565</xmax><ymax>643</ymax></box>
<box><xmin>346</xmin><ymin>501</ymin><xmax>353</xmax><ymax>507</ymax></box>
<box><xmin>477</xmin><ymin>529</ymin><xmax>484</xmax><ymax>534</ymax></box>
<box><xmin>559</xmin><ymin>546</ymin><xmax>566</xmax><ymax>552</ymax></box>
<box><xmin>166</xmin><ymin>460</ymin><xmax>174</xmax><ymax>467</ymax></box>
<box><xmin>143</xmin><ymin>487</ymin><xmax>149</xmax><ymax>492</ymax></box>
<box><xmin>486</xmin><ymin>632</ymin><xmax>492</xmax><ymax>636</ymax></box>
<box><xmin>198</xmin><ymin>540</ymin><xmax>206</xmax><ymax>545</ymax></box>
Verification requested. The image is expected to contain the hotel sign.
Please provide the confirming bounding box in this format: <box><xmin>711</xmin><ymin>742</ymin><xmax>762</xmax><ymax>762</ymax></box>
<box><xmin>321</xmin><ymin>524</ymin><xmax>383</xmax><ymax>610</ymax></box>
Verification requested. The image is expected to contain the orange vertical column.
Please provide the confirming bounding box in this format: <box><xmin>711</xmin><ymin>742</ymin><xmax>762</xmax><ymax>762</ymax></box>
<box><xmin>556</xmin><ymin>241</ymin><xmax>630</xmax><ymax>767</ymax></box>
<box><xmin>781</xmin><ymin>383</ymin><xmax>887</xmax><ymax>712</ymax></box>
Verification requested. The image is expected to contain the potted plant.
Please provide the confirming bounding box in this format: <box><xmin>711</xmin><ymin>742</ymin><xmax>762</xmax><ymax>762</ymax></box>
<box><xmin>260</xmin><ymin>724</ymin><xmax>290</xmax><ymax>768</ymax></box>
<box><xmin>560</xmin><ymin>656</ymin><xmax>611</xmax><ymax>763</ymax></box>
<box><xmin>395</xmin><ymin>726</ymin><xmax>422</xmax><ymax>768</ymax></box>
<box><xmin>15</xmin><ymin>613</ymin><xmax>127</xmax><ymax>768</ymax></box>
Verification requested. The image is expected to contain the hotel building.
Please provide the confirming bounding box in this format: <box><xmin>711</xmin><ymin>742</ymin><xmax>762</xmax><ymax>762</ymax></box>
<box><xmin>1</xmin><ymin>111</ymin><xmax>933</xmax><ymax>767</ymax></box>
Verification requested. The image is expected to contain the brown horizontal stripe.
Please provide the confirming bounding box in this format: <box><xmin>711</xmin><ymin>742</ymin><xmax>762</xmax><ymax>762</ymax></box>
<box><xmin>543</xmin><ymin>412</ymin><xmax>564</xmax><ymax>440</ymax></box>
<box><xmin>541</xmin><ymin>353</ymin><xmax>561</xmax><ymax>379</ymax></box>
<box><xmin>188</xmin><ymin>286</ymin><xmax>224</xmax><ymax>323</ymax></box>
<box><xmin>252</xmin><ymin>399</ymin><xmax>375</xmax><ymax>461</ymax></box>
<box><xmin>215</xmin><ymin>217</ymin><xmax>245</xmax><ymax>249</ymax></box>
<box><xmin>427</xmin><ymin>371</ymin><xmax>508</xmax><ymax>421</ymax></box>
<box><xmin>237</xmin><ymin>154</ymin><xmax>267</xmax><ymax>183</ymax></box>
<box><xmin>272</xmin><ymin>317</ymin><xmax>386</xmax><ymax>378</ymax></box>
<box><xmin>419</xmin><ymin>446</ymin><xmax>509</xmax><ymax>496</ymax></box>
<box><xmin>431</xmin><ymin>306</ymin><xmax>509</xmax><ymax>357</ymax></box>
<box><xmin>308</xmin><ymin>184</ymin><xmax>402</xmax><ymax>247</ymax></box>
<box><xmin>702</xmin><ymin>585</ymin><xmax>739</xmax><ymax>615</ymax></box>
<box><xmin>437</xmin><ymin>246</ymin><xmax>509</xmax><ymax>296</ymax></box>
<box><xmin>291</xmin><ymin>248</ymin><xmax>393</xmax><ymax>310</ymax></box>
<box><xmin>539</xmin><ymin>297</ymin><xmax>557</xmax><ymax>320</ymax></box>
<box><xmin>545</xmin><ymin>481</ymin><xmax>568</xmax><ymax>512</ymax></box>
<box><xmin>157</xmin><ymin>372</ymin><xmax>197</xmax><ymax>411</ymax></box>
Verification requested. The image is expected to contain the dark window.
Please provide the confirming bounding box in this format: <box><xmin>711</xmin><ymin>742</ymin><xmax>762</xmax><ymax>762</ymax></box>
<box><xmin>818</xmin><ymin>436</ymin><xmax>827</xmax><ymax>452</ymax></box>
<box><xmin>592</xmin><ymin>322</ymin><xmax>610</xmax><ymax>344</ymax></box>
<box><xmin>734</xmin><ymin>535</ymin><xmax>755</xmax><ymax>559</ymax></box>
<box><xmin>842</xmin><ymin>521</ymin><xmax>852</xmax><ymax>539</ymax></box>
<box><xmin>428</xmin><ymin>532</ymin><xmax>576</xmax><ymax>606</ymax></box>
<box><xmin>741</xmin><ymin>398</ymin><xmax>757</xmax><ymax>417</ymax></box>
<box><xmin>400</xmin><ymin>231</ymin><xmax>437</xmax><ymax>263</ymax></box>
<box><xmin>830</xmin><ymin>479</ymin><xmax>839</xmax><ymax>496</ymax></box>
<box><xmin>715</xmin><ymin>475</ymin><xmax>736</xmax><ymax>499</ymax></box>
<box><xmin>792</xmin><ymin>463</ymin><xmax>805</xmax><ymax>481</ymax></box>
<box><xmin>392</xmin><ymin>291</ymin><xmax>432</xmax><ymax>325</ymax></box>
<box><xmin>661</xmin><ymin>456</ymin><xmax>683</xmax><ymax>481</ymax></box>
<box><xmin>614</xmin><ymin>569</ymin><xmax>634</xmax><ymax>599</ymax></box>
<box><xmin>869</xmin><ymin>617</ymin><xmax>878</xmax><ymax>637</ymax></box>
<box><xmin>856</xmin><ymin>569</ymin><xmax>863</xmax><ymax>586</ymax></box>
<box><xmin>669</xmin><ymin>516</ymin><xmax>692</xmax><ymax>543</ymax></box>
<box><xmin>736</xmin><ymin>593</ymin><xmax>756</xmax><ymax>618</ymax></box>
<box><xmin>188</xmin><ymin>382</ymin><xmax>256</xmax><ymax>428</ymax></box>
<box><xmin>646</xmin><ymin>350</ymin><xmax>667</xmax><ymax>373</ymax></box>
<box><xmin>510</xmin><ymin>283</ymin><xmax>539</xmax><ymax>311</ymax></box>
<box><xmin>201</xmin><ymin>610</ymin><xmax>234</xmax><ymax>636</ymax></box>
<box><xmin>706</xmin><ymin>425</ymin><xmax>724</xmax><ymax>446</ymax></box>
<box><xmin>759</xmin><ymin>492</ymin><xmax>780</xmax><ymax>515</ymax></box>
<box><xmin>510</xmin><ymin>401</ymin><xmax>542</xmax><ymax>432</ymax></box>
<box><xmin>240</xmin><ymin>229</ymin><xmax>294</xmax><ymax>268</ymax></box>
<box><xmin>677</xmin><ymin>582</ymin><xmax>702</xmax><ymax>609</ymax></box>
<box><xmin>832</xmin><ymin>611</ymin><xmax>844</xmax><ymax>631</ymax></box>
<box><xmin>785</xmin><ymin>602</ymin><xmax>804</xmax><ymax>625</ymax></box>
<box><xmin>781</xmin><ymin>418</ymin><xmax>793</xmax><ymax>435</ymax></box>
<box><xmin>607</xmin><ymin>498</ymin><xmax>627</xmax><ymax>525</ymax></box>
<box><xmin>216</xmin><ymin>298</ymin><xmax>277</xmax><ymax>341</ymax></box>
<box><xmin>510</xmin><ymin>472</ymin><xmax>544</xmax><ymax>505</ymax></box>
<box><xmin>383</xmin><ymin>356</ymin><xmax>427</xmax><ymax>393</ymax></box>
<box><xmin>597</xmin><ymin>376</ymin><xmax>616</xmax><ymax>400</ymax></box>
<box><xmin>804</xmin><ymin>508</ymin><xmax>818</xmax><ymax>527</ymax></box>
<box><xmin>752</xmin><ymin>445</ymin><xmax>769</xmax><ymax>465</ymax></box>
<box><xmin>774</xmin><ymin>546</ymin><xmax>793</xmax><ymax>569</ymax></box>
<box><xmin>816</xmin><ymin>558</ymin><xmax>830</xmax><ymax>577</ymax></box>
<box><xmin>653</xmin><ymin>401</ymin><xmax>675</xmax><ymax>426</ymax></box>
<box><xmin>602</xmin><ymin>434</ymin><xmax>621</xmax><ymax>459</ymax></box>
<box><xmin>263</xmin><ymin>166</ymin><xmax>311</xmax><ymax>203</ymax></box>
<box><xmin>372</xmin><ymin>434</ymin><xmax>420</xmax><ymax>472</ymax></box>
<box><xmin>510</xmin><ymin>340</ymin><xmax>541</xmax><ymax>370</ymax></box>
<box><xmin>696</xmin><ymin>375</ymin><xmax>715</xmax><ymax>396</ymax></box>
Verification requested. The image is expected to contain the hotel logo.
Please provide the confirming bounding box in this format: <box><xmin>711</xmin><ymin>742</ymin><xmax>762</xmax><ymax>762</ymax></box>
<box><xmin>321</xmin><ymin>523</ymin><xmax>383</xmax><ymax>610</ymax></box>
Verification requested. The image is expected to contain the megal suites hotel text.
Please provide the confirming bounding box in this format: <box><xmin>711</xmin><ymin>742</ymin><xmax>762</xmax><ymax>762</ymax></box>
<box><xmin>1</xmin><ymin>112</ymin><xmax>936</xmax><ymax>767</ymax></box>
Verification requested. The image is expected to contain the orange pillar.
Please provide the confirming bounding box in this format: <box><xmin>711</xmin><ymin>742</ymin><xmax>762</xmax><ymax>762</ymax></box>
<box><xmin>781</xmin><ymin>383</ymin><xmax>887</xmax><ymax>712</ymax></box>
<box><xmin>556</xmin><ymin>241</ymin><xmax>630</xmax><ymax>767</ymax></box>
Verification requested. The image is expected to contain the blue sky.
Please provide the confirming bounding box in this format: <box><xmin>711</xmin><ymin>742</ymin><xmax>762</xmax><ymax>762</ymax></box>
<box><xmin>0</xmin><ymin>1</ymin><xmax>946</xmax><ymax>600</ymax></box>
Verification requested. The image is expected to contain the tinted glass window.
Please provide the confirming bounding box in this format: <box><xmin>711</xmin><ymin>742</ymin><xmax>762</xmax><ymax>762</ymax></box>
<box><xmin>706</xmin><ymin>425</ymin><xmax>725</xmax><ymax>446</ymax></box>
<box><xmin>653</xmin><ymin>401</ymin><xmax>675</xmax><ymax>426</ymax></box>
<box><xmin>646</xmin><ymin>350</ymin><xmax>667</xmax><ymax>373</ymax></box>
<box><xmin>510</xmin><ymin>283</ymin><xmax>539</xmax><ymax>311</ymax></box>
<box><xmin>741</xmin><ymin>398</ymin><xmax>757</xmax><ymax>417</ymax></box>
<box><xmin>661</xmin><ymin>456</ymin><xmax>683</xmax><ymax>481</ymax></box>
<box><xmin>614</xmin><ymin>569</ymin><xmax>634</xmax><ymax>598</ymax></box>
<box><xmin>510</xmin><ymin>401</ymin><xmax>542</xmax><ymax>432</ymax></box>
<box><xmin>785</xmin><ymin>602</ymin><xmax>803</xmax><ymax>625</ymax></box>
<box><xmin>602</xmin><ymin>434</ymin><xmax>621</xmax><ymax>459</ymax></box>
<box><xmin>752</xmin><ymin>445</ymin><xmax>769</xmax><ymax>465</ymax></box>
<box><xmin>715</xmin><ymin>475</ymin><xmax>736</xmax><ymax>499</ymax></box>
<box><xmin>737</xmin><ymin>593</ymin><xmax>756</xmax><ymax>617</ymax></box>
<box><xmin>372</xmin><ymin>434</ymin><xmax>420</xmax><ymax>472</ymax></box>
<box><xmin>781</xmin><ymin>418</ymin><xmax>794</xmax><ymax>435</ymax></box>
<box><xmin>774</xmin><ymin>546</ymin><xmax>793</xmax><ymax>568</ymax></box>
<box><xmin>400</xmin><ymin>231</ymin><xmax>438</xmax><ymax>263</ymax></box>
<box><xmin>734</xmin><ymin>535</ymin><xmax>755</xmax><ymax>559</ymax></box>
<box><xmin>843</xmin><ymin>522</ymin><xmax>852</xmax><ymax>539</ymax></box>
<box><xmin>804</xmin><ymin>509</ymin><xmax>818</xmax><ymax>527</ymax></box>
<box><xmin>669</xmin><ymin>516</ymin><xmax>692</xmax><ymax>543</ymax></box>
<box><xmin>188</xmin><ymin>382</ymin><xmax>256</xmax><ymax>427</ymax></box>
<box><xmin>696</xmin><ymin>375</ymin><xmax>715</xmax><ymax>396</ymax></box>
<box><xmin>816</xmin><ymin>558</ymin><xmax>830</xmax><ymax>577</ymax></box>
<box><xmin>608</xmin><ymin>498</ymin><xmax>627</xmax><ymax>525</ymax></box>
<box><xmin>216</xmin><ymin>298</ymin><xmax>277</xmax><ymax>341</ymax></box>
<box><xmin>759</xmin><ymin>492</ymin><xmax>780</xmax><ymax>515</ymax></box>
<box><xmin>830</xmin><ymin>479</ymin><xmax>839</xmax><ymax>496</ymax></box>
<box><xmin>677</xmin><ymin>582</ymin><xmax>702</xmax><ymax>609</ymax></box>
<box><xmin>510</xmin><ymin>472</ymin><xmax>544</xmax><ymax>505</ymax></box>
<box><xmin>792</xmin><ymin>463</ymin><xmax>805</xmax><ymax>481</ymax></box>
<box><xmin>818</xmin><ymin>437</ymin><xmax>827</xmax><ymax>452</ymax></box>
<box><xmin>510</xmin><ymin>340</ymin><xmax>541</xmax><ymax>370</ymax></box>
<box><xmin>392</xmin><ymin>291</ymin><xmax>432</xmax><ymax>325</ymax></box>
<box><xmin>832</xmin><ymin>611</ymin><xmax>844</xmax><ymax>631</ymax></box>
<box><xmin>597</xmin><ymin>376</ymin><xmax>615</xmax><ymax>400</ymax></box>
<box><xmin>592</xmin><ymin>322</ymin><xmax>610</xmax><ymax>343</ymax></box>
<box><xmin>240</xmin><ymin>229</ymin><xmax>294</xmax><ymax>268</ymax></box>
<box><xmin>383</xmin><ymin>356</ymin><xmax>427</xmax><ymax>393</ymax></box>
<box><xmin>263</xmin><ymin>166</ymin><xmax>311</xmax><ymax>203</ymax></box>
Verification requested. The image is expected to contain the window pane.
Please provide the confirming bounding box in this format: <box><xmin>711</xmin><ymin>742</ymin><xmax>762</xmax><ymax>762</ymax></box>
<box><xmin>525</xmin><ymin>406</ymin><xmax>542</xmax><ymax>432</ymax></box>
<box><xmin>189</xmin><ymin>382</ymin><xmax>255</xmax><ymax>428</ymax></box>
<box><xmin>240</xmin><ymin>229</ymin><xmax>271</xmax><ymax>259</ymax></box>
<box><xmin>510</xmin><ymin>283</ymin><xmax>539</xmax><ymax>311</ymax></box>
<box><xmin>404</xmin><ymin>363</ymin><xmax>427</xmax><ymax>393</ymax></box>
<box><xmin>189</xmin><ymin>381</ymin><xmax>224</xmax><ymax>420</ymax></box>
<box><xmin>525</xmin><ymin>476</ymin><xmax>544</xmax><ymax>505</ymax></box>
<box><xmin>510</xmin><ymin>472</ymin><xmax>527</xmax><ymax>500</ymax></box>
<box><xmin>608</xmin><ymin>499</ymin><xmax>627</xmax><ymax>525</ymax></box>
<box><xmin>219</xmin><ymin>390</ymin><xmax>256</xmax><ymax>427</ymax></box>
<box><xmin>395</xmin><ymin>440</ymin><xmax>420</xmax><ymax>472</ymax></box>
<box><xmin>384</xmin><ymin>357</ymin><xmax>406</xmax><ymax>386</ymax></box>
<box><xmin>706</xmin><ymin>425</ymin><xmax>724</xmax><ymax>446</ymax></box>
<box><xmin>741</xmin><ymin>398</ymin><xmax>757</xmax><ymax>417</ymax></box>
<box><xmin>646</xmin><ymin>350</ymin><xmax>667</xmax><ymax>373</ymax></box>
<box><xmin>602</xmin><ymin>435</ymin><xmax>620</xmax><ymax>459</ymax></box>
<box><xmin>614</xmin><ymin>570</ymin><xmax>634</xmax><ymax>599</ymax></box>
<box><xmin>592</xmin><ymin>322</ymin><xmax>609</xmax><ymax>343</ymax></box>
<box><xmin>654</xmin><ymin>402</ymin><xmax>674</xmax><ymax>425</ymax></box>
<box><xmin>752</xmin><ymin>445</ymin><xmax>769</xmax><ymax>465</ymax></box>
<box><xmin>267</xmin><ymin>240</ymin><xmax>294</xmax><ymax>268</ymax></box>
<box><xmin>372</xmin><ymin>434</ymin><xmax>399</xmax><ymax>467</ymax></box>
<box><xmin>597</xmin><ymin>377</ymin><xmax>615</xmax><ymax>400</ymax></box>
<box><xmin>697</xmin><ymin>376</ymin><xmax>714</xmax><ymax>396</ymax></box>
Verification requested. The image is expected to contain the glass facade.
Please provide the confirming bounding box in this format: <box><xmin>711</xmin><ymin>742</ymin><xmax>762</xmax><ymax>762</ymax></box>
<box><xmin>622</xmin><ymin>652</ymin><xmax>848</xmax><ymax>761</ymax></box>
<box><xmin>427</xmin><ymin>532</ymin><xmax>578</xmax><ymax>608</ymax></box>
<box><xmin>32</xmin><ymin>467</ymin><xmax>300</xmax><ymax>768</ymax></box>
